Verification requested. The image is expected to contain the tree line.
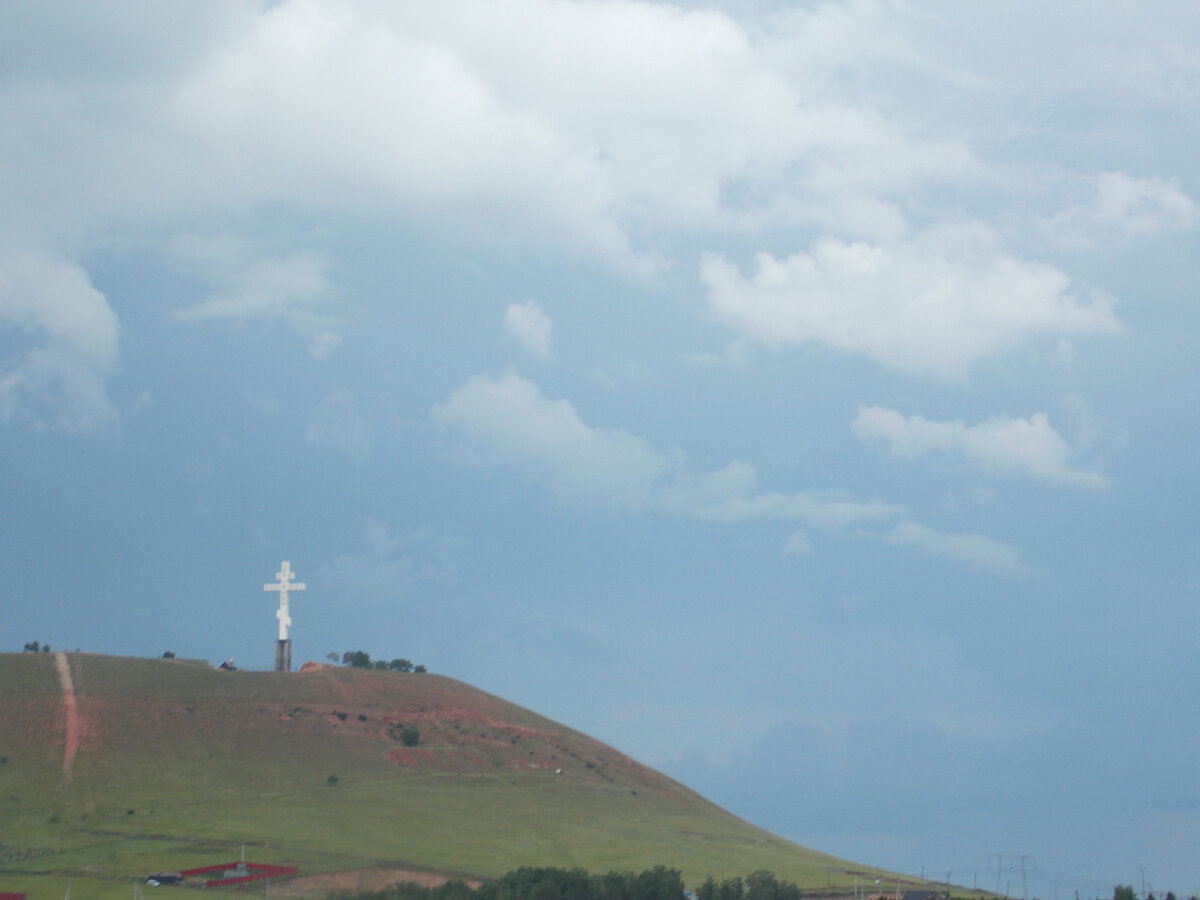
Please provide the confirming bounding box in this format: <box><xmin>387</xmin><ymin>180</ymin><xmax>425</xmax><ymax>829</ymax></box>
<box><xmin>332</xmin><ymin>650</ymin><xmax>426</xmax><ymax>672</ymax></box>
<box><xmin>332</xmin><ymin>865</ymin><xmax>694</xmax><ymax>900</ymax></box>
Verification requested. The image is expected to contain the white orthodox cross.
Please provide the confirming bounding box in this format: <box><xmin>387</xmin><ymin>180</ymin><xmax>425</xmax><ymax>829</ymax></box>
<box><xmin>264</xmin><ymin>561</ymin><xmax>305</xmax><ymax>641</ymax></box>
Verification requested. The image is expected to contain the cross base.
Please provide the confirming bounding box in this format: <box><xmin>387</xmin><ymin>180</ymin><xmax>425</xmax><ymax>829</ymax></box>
<box><xmin>274</xmin><ymin>639</ymin><xmax>292</xmax><ymax>673</ymax></box>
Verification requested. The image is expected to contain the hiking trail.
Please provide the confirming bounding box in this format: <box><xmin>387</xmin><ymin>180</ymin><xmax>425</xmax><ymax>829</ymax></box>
<box><xmin>54</xmin><ymin>651</ymin><xmax>79</xmax><ymax>781</ymax></box>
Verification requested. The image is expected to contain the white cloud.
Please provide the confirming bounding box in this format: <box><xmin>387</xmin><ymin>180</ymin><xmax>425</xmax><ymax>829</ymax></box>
<box><xmin>173</xmin><ymin>251</ymin><xmax>330</xmax><ymax>324</ymax></box>
<box><xmin>433</xmin><ymin>372</ymin><xmax>1036</xmax><ymax>575</ymax></box>
<box><xmin>306</xmin><ymin>390</ymin><xmax>372</xmax><ymax>459</ymax></box>
<box><xmin>853</xmin><ymin>406</ymin><xmax>1109</xmax><ymax>489</ymax></box>
<box><xmin>0</xmin><ymin>0</ymin><xmax>977</xmax><ymax>274</ymax></box>
<box><xmin>503</xmin><ymin>302</ymin><xmax>553</xmax><ymax>359</ymax></box>
<box><xmin>701</xmin><ymin>225</ymin><xmax>1120</xmax><ymax>377</ymax></box>
<box><xmin>171</xmin><ymin>247</ymin><xmax>341</xmax><ymax>356</ymax></box>
<box><xmin>659</xmin><ymin>460</ymin><xmax>903</xmax><ymax>527</ymax></box>
<box><xmin>0</xmin><ymin>249</ymin><xmax>118</xmax><ymax>432</ymax></box>
<box><xmin>434</xmin><ymin>372</ymin><xmax>905</xmax><ymax>536</ymax></box>
<box><xmin>1044</xmin><ymin>172</ymin><xmax>1197</xmax><ymax>248</ymax></box>
<box><xmin>887</xmin><ymin>521</ymin><xmax>1032</xmax><ymax>577</ymax></box>
<box><xmin>431</xmin><ymin>370</ymin><xmax>672</xmax><ymax>511</ymax></box>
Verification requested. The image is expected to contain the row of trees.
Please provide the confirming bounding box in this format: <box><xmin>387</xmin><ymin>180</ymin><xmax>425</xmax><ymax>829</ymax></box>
<box><xmin>22</xmin><ymin>641</ymin><xmax>50</xmax><ymax>652</ymax></box>
<box><xmin>696</xmin><ymin>872</ymin><xmax>802</xmax><ymax>900</ymax></box>
<box><xmin>332</xmin><ymin>650</ymin><xmax>426</xmax><ymax>673</ymax></box>
<box><xmin>333</xmin><ymin>866</ymin><xmax>688</xmax><ymax>900</ymax></box>
<box><xmin>1115</xmin><ymin>888</ymin><xmax>1191</xmax><ymax>900</ymax></box>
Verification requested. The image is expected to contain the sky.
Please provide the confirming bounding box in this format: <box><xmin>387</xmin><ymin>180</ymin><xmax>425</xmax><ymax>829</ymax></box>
<box><xmin>1</xmin><ymin>0</ymin><xmax>1198</xmax><ymax>895</ymax></box>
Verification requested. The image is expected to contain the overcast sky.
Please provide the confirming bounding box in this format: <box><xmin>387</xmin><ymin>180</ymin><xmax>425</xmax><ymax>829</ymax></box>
<box><xmin>2</xmin><ymin>1</ymin><xmax>1198</xmax><ymax>895</ymax></box>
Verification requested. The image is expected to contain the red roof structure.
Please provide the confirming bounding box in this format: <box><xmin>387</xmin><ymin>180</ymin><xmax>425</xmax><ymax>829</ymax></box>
<box><xmin>178</xmin><ymin>862</ymin><xmax>297</xmax><ymax>888</ymax></box>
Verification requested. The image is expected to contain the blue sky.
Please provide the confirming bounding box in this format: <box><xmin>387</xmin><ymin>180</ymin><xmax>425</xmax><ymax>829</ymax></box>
<box><xmin>2</xmin><ymin>0</ymin><xmax>1198</xmax><ymax>895</ymax></box>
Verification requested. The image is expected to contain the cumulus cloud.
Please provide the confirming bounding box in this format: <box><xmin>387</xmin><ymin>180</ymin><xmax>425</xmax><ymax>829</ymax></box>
<box><xmin>431</xmin><ymin>370</ymin><xmax>672</xmax><ymax>511</ymax></box>
<box><xmin>659</xmin><ymin>460</ymin><xmax>903</xmax><ymax>527</ymax></box>
<box><xmin>886</xmin><ymin>521</ymin><xmax>1032</xmax><ymax>577</ymax></box>
<box><xmin>503</xmin><ymin>302</ymin><xmax>553</xmax><ymax>359</ymax></box>
<box><xmin>852</xmin><ymin>406</ymin><xmax>1109</xmax><ymax>489</ymax></box>
<box><xmin>432</xmin><ymin>372</ymin><xmax>1038</xmax><ymax>575</ymax></box>
<box><xmin>0</xmin><ymin>0</ymin><xmax>971</xmax><ymax>275</ymax></box>
<box><xmin>432</xmin><ymin>374</ymin><xmax>902</xmax><ymax>528</ymax></box>
<box><xmin>702</xmin><ymin>225</ymin><xmax>1121</xmax><ymax>377</ymax></box>
<box><xmin>1044</xmin><ymin>172</ymin><xmax>1197</xmax><ymax>248</ymax></box>
<box><xmin>434</xmin><ymin>372</ymin><xmax>904</xmax><ymax>527</ymax></box>
<box><xmin>0</xmin><ymin>249</ymin><xmax>119</xmax><ymax>432</ymax></box>
<box><xmin>173</xmin><ymin>251</ymin><xmax>330</xmax><ymax>323</ymax></box>
<box><xmin>171</xmin><ymin>247</ymin><xmax>340</xmax><ymax>356</ymax></box>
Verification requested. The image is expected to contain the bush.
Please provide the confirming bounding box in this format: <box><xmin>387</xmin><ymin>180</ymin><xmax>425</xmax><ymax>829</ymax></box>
<box><xmin>400</xmin><ymin>725</ymin><xmax>420</xmax><ymax>747</ymax></box>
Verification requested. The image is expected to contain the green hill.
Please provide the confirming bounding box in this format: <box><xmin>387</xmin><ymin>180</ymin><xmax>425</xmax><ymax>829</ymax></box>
<box><xmin>0</xmin><ymin>652</ymin><xmax>895</xmax><ymax>900</ymax></box>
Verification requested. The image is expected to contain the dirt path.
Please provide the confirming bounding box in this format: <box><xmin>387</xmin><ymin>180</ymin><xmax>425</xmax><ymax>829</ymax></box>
<box><xmin>54</xmin><ymin>651</ymin><xmax>79</xmax><ymax>781</ymax></box>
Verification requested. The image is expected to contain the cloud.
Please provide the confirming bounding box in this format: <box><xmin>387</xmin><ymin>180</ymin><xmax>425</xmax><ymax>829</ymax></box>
<box><xmin>886</xmin><ymin>521</ymin><xmax>1032</xmax><ymax>577</ymax></box>
<box><xmin>0</xmin><ymin>0</ymin><xmax>980</xmax><ymax>274</ymax></box>
<box><xmin>434</xmin><ymin>372</ymin><xmax>906</xmax><ymax>529</ymax></box>
<box><xmin>171</xmin><ymin>247</ymin><xmax>340</xmax><ymax>356</ymax></box>
<box><xmin>306</xmin><ymin>390</ymin><xmax>372</xmax><ymax>459</ymax></box>
<box><xmin>503</xmin><ymin>301</ymin><xmax>553</xmax><ymax>359</ymax></box>
<box><xmin>434</xmin><ymin>374</ymin><xmax>1029</xmax><ymax>575</ymax></box>
<box><xmin>0</xmin><ymin>249</ymin><xmax>118</xmax><ymax>432</ymax></box>
<box><xmin>1044</xmin><ymin>172</ymin><xmax>1197</xmax><ymax>248</ymax></box>
<box><xmin>173</xmin><ymin>251</ymin><xmax>330</xmax><ymax>322</ymax></box>
<box><xmin>658</xmin><ymin>460</ymin><xmax>904</xmax><ymax>527</ymax></box>
<box><xmin>701</xmin><ymin>225</ymin><xmax>1121</xmax><ymax>377</ymax></box>
<box><xmin>431</xmin><ymin>370</ymin><xmax>672</xmax><ymax>511</ymax></box>
<box><xmin>852</xmin><ymin>406</ymin><xmax>1109</xmax><ymax>489</ymax></box>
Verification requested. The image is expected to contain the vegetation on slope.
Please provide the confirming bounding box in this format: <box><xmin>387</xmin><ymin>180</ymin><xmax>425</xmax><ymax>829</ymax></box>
<box><xmin>0</xmin><ymin>652</ymin><xmax>877</xmax><ymax>900</ymax></box>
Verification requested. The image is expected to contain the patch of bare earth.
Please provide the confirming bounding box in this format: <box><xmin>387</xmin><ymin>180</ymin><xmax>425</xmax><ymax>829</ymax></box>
<box><xmin>271</xmin><ymin>868</ymin><xmax>480</xmax><ymax>895</ymax></box>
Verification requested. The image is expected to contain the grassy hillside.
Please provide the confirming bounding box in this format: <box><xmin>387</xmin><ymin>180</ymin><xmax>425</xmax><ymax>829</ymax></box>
<box><xmin>0</xmin><ymin>653</ymin><xmax>891</xmax><ymax>900</ymax></box>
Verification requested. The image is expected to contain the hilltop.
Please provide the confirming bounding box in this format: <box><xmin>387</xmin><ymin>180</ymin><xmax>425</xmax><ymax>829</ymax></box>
<box><xmin>0</xmin><ymin>652</ymin><xmax>894</xmax><ymax>900</ymax></box>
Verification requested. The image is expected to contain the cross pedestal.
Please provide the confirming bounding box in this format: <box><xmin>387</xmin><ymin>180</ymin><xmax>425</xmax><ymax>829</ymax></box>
<box><xmin>274</xmin><ymin>640</ymin><xmax>292</xmax><ymax>673</ymax></box>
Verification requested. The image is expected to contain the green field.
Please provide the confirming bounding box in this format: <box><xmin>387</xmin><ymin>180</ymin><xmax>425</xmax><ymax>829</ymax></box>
<box><xmin>0</xmin><ymin>653</ymin><xmax>906</xmax><ymax>900</ymax></box>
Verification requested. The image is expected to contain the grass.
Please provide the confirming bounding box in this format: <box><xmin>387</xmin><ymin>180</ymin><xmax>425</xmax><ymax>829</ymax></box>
<box><xmin>0</xmin><ymin>652</ymin><xmax>903</xmax><ymax>899</ymax></box>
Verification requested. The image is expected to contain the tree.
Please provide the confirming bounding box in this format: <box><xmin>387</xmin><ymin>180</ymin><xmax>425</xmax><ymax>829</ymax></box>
<box><xmin>342</xmin><ymin>650</ymin><xmax>372</xmax><ymax>668</ymax></box>
<box><xmin>326</xmin><ymin>652</ymin><xmax>339</xmax><ymax>663</ymax></box>
<box><xmin>162</xmin><ymin>651</ymin><xmax>175</xmax><ymax>659</ymax></box>
<box><xmin>400</xmin><ymin>725</ymin><xmax>420</xmax><ymax>747</ymax></box>
<box><xmin>414</xmin><ymin>664</ymin><xmax>427</xmax><ymax>673</ymax></box>
<box><xmin>388</xmin><ymin>658</ymin><xmax>414</xmax><ymax>672</ymax></box>
<box><xmin>23</xmin><ymin>641</ymin><xmax>40</xmax><ymax>652</ymax></box>
<box><xmin>1115</xmin><ymin>886</ymin><xmax>1136</xmax><ymax>900</ymax></box>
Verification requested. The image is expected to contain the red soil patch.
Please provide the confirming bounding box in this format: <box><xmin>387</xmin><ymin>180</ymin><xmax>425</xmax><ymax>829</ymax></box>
<box><xmin>271</xmin><ymin>868</ymin><xmax>479</xmax><ymax>895</ymax></box>
<box><xmin>385</xmin><ymin>747</ymin><xmax>415</xmax><ymax>766</ymax></box>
